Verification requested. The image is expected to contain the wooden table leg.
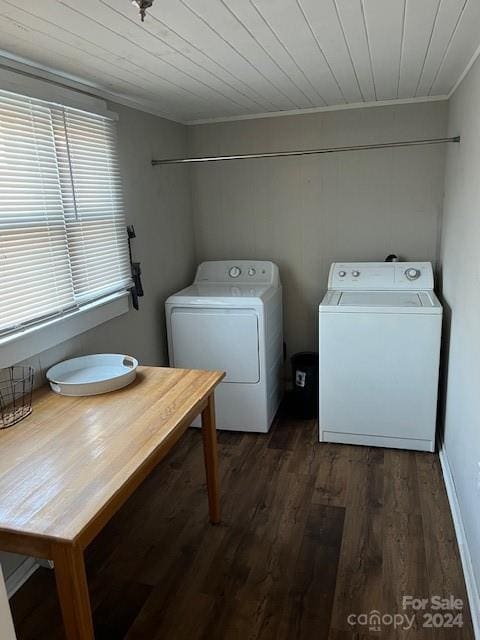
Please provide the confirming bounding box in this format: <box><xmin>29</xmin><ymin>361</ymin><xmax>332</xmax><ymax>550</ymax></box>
<box><xmin>51</xmin><ymin>542</ymin><xmax>94</xmax><ymax>640</ymax></box>
<box><xmin>201</xmin><ymin>392</ymin><xmax>221</xmax><ymax>524</ymax></box>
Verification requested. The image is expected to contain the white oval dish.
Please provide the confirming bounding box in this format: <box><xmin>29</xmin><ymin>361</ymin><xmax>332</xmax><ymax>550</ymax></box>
<box><xmin>46</xmin><ymin>354</ymin><xmax>138</xmax><ymax>396</ymax></box>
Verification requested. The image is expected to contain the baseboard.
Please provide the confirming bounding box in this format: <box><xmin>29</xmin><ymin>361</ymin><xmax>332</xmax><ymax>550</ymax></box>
<box><xmin>5</xmin><ymin>558</ymin><xmax>39</xmax><ymax>598</ymax></box>
<box><xmin>439</xmin><ymin>446</ymin><xmax>480</xmax><ymax>638</ymax></box>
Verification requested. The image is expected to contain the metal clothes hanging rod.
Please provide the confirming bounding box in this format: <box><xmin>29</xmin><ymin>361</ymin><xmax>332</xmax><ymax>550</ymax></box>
<box><xmin>152</xmin><ymin>135</ymin><xmax>460</xmax><ymax>166</ymax></box>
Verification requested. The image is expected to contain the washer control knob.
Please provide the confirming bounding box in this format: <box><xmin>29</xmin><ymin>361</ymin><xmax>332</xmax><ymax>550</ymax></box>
<box><xmin>352</xmin><ymin>270</ymin><xmax>360</xmax><ymax>278</ymax></box>
<box><xmin>405</xmin><ymin>268</ymin><xmax>420</xmax><ymax>280</ymax></box>
<box><xmin>338</xmin><ymin>270</ymin><xmax>346</xmax><ymax>278</ymax></box>
<box><xmin>228</xmin><ymin>266</ymin><xmax>242</xmax><ymax>278</ymax></box>
<box><xmin>248</xmin><ymin>267</ymin><xmax>256</xmax><ymax>277</ymax></box>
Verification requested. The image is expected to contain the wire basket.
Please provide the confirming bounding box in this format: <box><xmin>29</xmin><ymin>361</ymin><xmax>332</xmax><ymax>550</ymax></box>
<box><xmin>0</xmin><ymin>366</ymin><xmax>34</xmax><ymax>429</ymax></box>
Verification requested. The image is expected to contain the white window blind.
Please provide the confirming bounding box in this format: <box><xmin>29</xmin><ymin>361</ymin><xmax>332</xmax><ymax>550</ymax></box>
<box><xmin>52</xmin><ymin>108</ymin><xmax>131</xmax><ymax>304</ymax></box>
<box><xmin>0</xmin><ymin>93</ymin><xmax>75</xmax><ymax>332</ymax></box>
<box><xmin>0</xmin><ymin>89</ymin><xmax>131</xmax><ymax>335</ymax></box>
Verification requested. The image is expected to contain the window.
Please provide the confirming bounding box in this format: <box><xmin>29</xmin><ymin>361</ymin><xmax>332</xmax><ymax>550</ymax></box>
<box><xmin>0</xmin><ymin>89</ymin><xmax>131</xmax><ymax>336</ymax></box>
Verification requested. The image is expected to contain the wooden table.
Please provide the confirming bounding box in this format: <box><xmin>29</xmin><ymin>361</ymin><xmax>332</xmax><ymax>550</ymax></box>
<box><xmin>0</xmin><ymin>366</ymin><xmax>224</xmax><ymax>640</ymax></box>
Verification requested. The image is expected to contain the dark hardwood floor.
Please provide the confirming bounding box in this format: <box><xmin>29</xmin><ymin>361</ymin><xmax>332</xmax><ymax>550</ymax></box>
<box><xmin>11</xmin><ymin>403</ymin><xmax>474</xmax><ymax>639</ymax></box>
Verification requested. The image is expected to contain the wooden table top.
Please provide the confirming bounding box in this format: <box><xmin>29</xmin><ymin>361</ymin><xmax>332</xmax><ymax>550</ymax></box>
<box><xmin>0</xmin><ymin>366</ymin><xmax>223</xmax><ymax>547</ymax></box>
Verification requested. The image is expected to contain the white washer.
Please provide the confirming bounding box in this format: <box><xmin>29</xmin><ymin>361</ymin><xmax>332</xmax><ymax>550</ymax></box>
<box><xmin>165</xmin><ymin>261</ymin><xmax>283</xmax><ymax>433</ymax></box>
<box><xmin>319</xmin><ymin>262</ymin><xmax>442</xmax><ymax>452</ymax></box>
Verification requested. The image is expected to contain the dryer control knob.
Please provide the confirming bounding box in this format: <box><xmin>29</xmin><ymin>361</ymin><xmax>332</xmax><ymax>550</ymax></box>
<box><xmin>338</xmin><ymin>271</ymin><xmax>346</xmax><ymax>277</ymax></box>
<box><xmin>229</xmin><ymin>266</ymin><xmax>242</xmax><ymax>278</ymax></box>
<box><xmin>405</xmin><ymin>268</ymin><xmax>420</xmax><ymax>280</ymax></box>
<box><xmin>248</xmin><ymin>268</ymin><xmax>256</xmax><ymax>276</ymax></box>
<box><xmin>352</xmin><ymin>270</ymin><xmax>360</xmax><ymax>277</ymax></box>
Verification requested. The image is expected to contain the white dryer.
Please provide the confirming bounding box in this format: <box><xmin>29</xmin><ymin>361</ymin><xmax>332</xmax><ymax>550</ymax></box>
<box><xmin>319</xmin><ymin>262</ymin><xmax>442</xmax><ymax>452</ymax></box>
<box><xmin>165</xmin><ymin>261</ymin><xmax>283</xmax><ymax>433</ymax></box>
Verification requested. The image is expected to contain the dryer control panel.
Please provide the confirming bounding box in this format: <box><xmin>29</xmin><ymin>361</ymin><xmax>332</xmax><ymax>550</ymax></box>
<box><xmin>328</xmin><ymin>262</ymin><xmax>434</xmax><ymax>290</ymax></box>
<box><xmin>195</xmin><ymin>260</ymin><xmax>280</xmax><ymax>287</ymax></box>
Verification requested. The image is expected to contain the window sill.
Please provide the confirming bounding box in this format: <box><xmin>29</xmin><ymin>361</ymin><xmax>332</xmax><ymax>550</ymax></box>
<box><xmin>0</xmin><ymin>292</ymin><xmax>130</xmax><ymax>369</ymax></box>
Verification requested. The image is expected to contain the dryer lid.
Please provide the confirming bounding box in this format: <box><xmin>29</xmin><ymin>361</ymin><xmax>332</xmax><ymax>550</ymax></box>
<box><xmin>177</xmin><ymin>284</ymin><xmax>271</xmax><ymax>297</ymax></box>
<box><xmin>165</xmin><ymin>283</ymin><xmax>271</xmax><ymax>307</ymax></box>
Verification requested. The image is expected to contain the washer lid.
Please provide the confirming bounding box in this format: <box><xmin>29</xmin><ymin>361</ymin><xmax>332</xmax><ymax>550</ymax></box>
<box><xmin>320</xmin><ymin>290</ymin><xmax>442</xmax><ymax>314</ymax></box>
<box><xmin>340</xmin><ymin>291</ymin><xmax>423</xmax><ymax>307</ymax></box>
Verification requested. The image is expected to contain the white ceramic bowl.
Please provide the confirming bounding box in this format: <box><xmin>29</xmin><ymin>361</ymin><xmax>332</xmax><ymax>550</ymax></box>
<box><xmin>46</xmin><ymin>354</ymin><xmax>138</xmax><ymax>396</ymax></box>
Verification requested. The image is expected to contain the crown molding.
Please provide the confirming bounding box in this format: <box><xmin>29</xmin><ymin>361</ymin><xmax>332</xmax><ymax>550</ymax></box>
<box><xmin>185</xmin><ymin>95</ymin><xmax>449</xmax><ymax>126</ymax></box>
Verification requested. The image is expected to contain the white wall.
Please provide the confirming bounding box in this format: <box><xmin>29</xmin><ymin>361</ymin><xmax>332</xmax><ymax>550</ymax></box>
<box><xmin>2</xmin><ymin>100</ymin><xmax>195</xmax><ymax>585</ymax></box>
<box><xmin>189</xmin><ymin>102</ymin><xmax>448</xmax><ymax>357</ymax></box>
<box><xmin>440</xmin><ymin>54</ymin><xmax>480</xmax><ymax>611</ymax></box>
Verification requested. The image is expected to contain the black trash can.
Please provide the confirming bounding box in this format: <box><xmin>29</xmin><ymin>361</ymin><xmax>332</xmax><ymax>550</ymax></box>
<box><xmin>291</xmin><ymin>352</ymin><xmax>319</xmax><ymax>419</ymax></box>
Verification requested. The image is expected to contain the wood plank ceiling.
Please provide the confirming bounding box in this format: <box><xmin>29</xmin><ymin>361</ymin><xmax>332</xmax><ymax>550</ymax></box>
<box><xmin>0</xmin><ymin>0</ymin><xmax>479</xmax><ymax>123</ymax></box>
